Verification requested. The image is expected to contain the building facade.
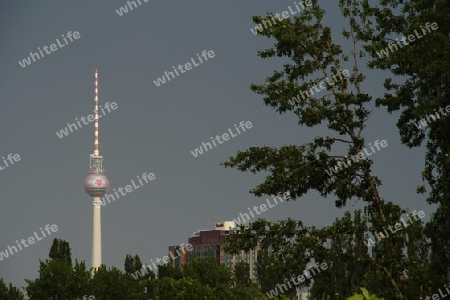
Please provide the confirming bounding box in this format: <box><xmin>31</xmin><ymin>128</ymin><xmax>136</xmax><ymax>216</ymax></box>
<box><xmin>168</xmin><ymin>221</ymin><xmax>264</xmax><ymax>280</ymax></box>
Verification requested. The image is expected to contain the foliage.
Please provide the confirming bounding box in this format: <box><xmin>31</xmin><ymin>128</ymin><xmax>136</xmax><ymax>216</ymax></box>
<box><xmin>49</xmin><ymin>238</ymin><xmax>71</xmax><ymax>263</ymax></box>
<box><xmin>90</xmin><ymin>265</ymin><xmax>142</xmax><ymax>300</ymax></box>
<box><xmin>124</xmin><ymin>254</ymin><xmax>143</xmax><ymax>275</ymax></box>
<box><xmin>157</xmin><ymin>260</ymin><xmax>182</xmax><ymax>280</ymax></box>
<box><xmin>25</xmin><ymin>251</ymin><xmax>84</xmax><ymax>299</ymax></box>
<box><xmin>347</xmin><ymin>287</ymin><xmax>383</xmax><ymax>300</ymax></box>
<box><xmin>227</xmin><ymin>208</ymin><xmax>428</xmax><ymax>299</ymax></box>
<box><xmin>0</xmin><ymin>278</ymin><xmax>25</xmax><ymax>300</ymax></box>
<box><xmin>182</xmin><ymin>256</ymin><xmax>232</xmax><ymax>290</ymax></box>
<box><xmin>19</xmin><ymin>238</ymin><xmax>275</xmax><ymax>299</ymax></box>
<box><xmin>221</xmin><ymin>0</ymin><xmax>435</xmax><ymax>297</ymax></box>
<box><xmin>155</xmin><ymin>277</ymin><xmax>214</xmax><ymax>299</ymax></box>
<box><xmin>232</xmin><ymin>261</ymin><xmax>252</xmax><ymax>287</ymax></box>
<box><xmin>360</xmin><ymin>0</ymin><xmax>450</xmax><ymax>288</ymax></box>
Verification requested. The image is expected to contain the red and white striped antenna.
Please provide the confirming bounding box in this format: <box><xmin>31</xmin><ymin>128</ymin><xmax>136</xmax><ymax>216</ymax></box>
<box><xmin>94</xmin><ymin>68</ymin><xmax>99</xmax><ymax>156</ymax></box>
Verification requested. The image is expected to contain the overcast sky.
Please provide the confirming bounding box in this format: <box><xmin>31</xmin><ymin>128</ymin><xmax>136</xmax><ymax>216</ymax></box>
<box><xmin>0</xmin><ymin>0</ymin><xmax>432</xmax><ymax>289</ymax></box>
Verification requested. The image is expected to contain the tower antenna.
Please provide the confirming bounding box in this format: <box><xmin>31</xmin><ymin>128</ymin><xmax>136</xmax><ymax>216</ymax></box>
<box><xmin>94</xmin><ymin>68</ymin><xmax>99</xmax><ymax>156</ymax></box>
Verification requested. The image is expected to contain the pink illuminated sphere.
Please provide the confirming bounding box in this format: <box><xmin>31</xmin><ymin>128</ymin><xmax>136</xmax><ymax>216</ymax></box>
<box><xmin>85</xmin><ymin>173</ymin><xmax>109</xmax><ymax>197</ymax></box>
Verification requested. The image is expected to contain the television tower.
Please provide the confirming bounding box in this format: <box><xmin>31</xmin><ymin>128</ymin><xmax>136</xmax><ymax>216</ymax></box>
<box><xmin>84</xmin><ymin>69</ymin><xmax>109</xmax><ymax>272</ymax></box>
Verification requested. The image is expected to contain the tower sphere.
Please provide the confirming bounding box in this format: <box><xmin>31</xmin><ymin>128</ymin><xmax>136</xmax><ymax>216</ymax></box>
<box><xmin>85</xmin><ymin>173</ymin><xmax>109</xmax><ymax>197</ymax></box>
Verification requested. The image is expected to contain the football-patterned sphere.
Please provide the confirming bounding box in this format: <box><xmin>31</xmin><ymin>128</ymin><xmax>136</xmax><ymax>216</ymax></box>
<box><xmin>85</xmin><ymin>173</ymin><xmax>109</xmax><ymax>197</ymax></box>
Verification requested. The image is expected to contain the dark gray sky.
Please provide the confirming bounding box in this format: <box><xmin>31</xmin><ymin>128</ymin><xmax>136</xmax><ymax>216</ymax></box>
<box><xmin>0</xmin><ymin>0</ymin><xmax>432</xmax><ymax>290</ymax></box>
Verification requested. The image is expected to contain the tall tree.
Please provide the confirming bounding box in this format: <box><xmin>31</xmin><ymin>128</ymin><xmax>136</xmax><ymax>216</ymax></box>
<box><xmin>124</xmin><ymin>254</ymin><xmax>143</xmax><ymax>275</ymax></box>
<box><xmin>358</xmin><ymin>0</ymin><xmax>450</xmax><ymax>288</ymax></box>
<box><xmin>222</xmin><ymin>0</ymin><xmax>417</xmax><ymax>297</ymax></box>
<box><xmin>25</xmin><ymin>239</ymin><xmax>92</xmax><ymax>299</ymax></box>
<box><xmin>49</xmin><ymin>238</ymin><xmax>71</xmax><ymax>263</ymax></box>
<box><xmin>25</xmin><ymin>239</ymin><xmax>81</xmax><ymax>299</ymax></box>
